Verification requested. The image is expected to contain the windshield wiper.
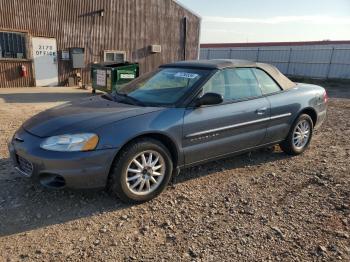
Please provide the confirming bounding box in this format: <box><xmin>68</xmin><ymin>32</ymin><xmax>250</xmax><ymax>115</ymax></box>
<box><xmin>113</xmin><ymin>92</ymin><xmax>145</xmax><ymax>106</ymax></box>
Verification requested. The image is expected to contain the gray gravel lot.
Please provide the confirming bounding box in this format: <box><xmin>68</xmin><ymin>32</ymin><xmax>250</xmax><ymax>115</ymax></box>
<box><xmin>0</xmin><ymin>85</ymin><xmax>349</xmax><ymax>261</ymax></box>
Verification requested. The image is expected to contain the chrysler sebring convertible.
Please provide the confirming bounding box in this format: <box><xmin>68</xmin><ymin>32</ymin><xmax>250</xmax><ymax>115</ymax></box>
<box><xmin>8</xmin><ymin>60</ymin><xmax>328</xmax><ymax>203</ymax></box>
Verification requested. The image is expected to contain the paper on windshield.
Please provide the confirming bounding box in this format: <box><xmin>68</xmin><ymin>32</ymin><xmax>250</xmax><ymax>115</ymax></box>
<box><xmin>174</xmin><ymin>72</ymin><xmax>199</xmax><ymax>79</ymax></box>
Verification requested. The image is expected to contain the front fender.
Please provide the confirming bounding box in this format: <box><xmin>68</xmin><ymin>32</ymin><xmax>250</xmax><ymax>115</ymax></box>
<box><xmin>94</xmin><ymin>108</ymin><xmax>185</xmax><ymax>165</ymax></box>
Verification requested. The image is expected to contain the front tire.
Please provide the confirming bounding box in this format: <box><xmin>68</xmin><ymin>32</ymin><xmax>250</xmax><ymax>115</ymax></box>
<box><xmin>280</xmin><ymin>114</ymin><xmax>314</xmax><ymax>155</ymax></box>
<box><xmin>108</xmin><ymin>139</ymin><xmax>173</xmax><ymax>204</ymax></box>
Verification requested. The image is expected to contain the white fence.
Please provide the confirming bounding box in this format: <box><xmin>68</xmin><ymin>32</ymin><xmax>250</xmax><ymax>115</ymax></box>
<box><xmin>200</xmin><ymin>46</ymin><xmax>350</xmax><ymax>79</ymax></box>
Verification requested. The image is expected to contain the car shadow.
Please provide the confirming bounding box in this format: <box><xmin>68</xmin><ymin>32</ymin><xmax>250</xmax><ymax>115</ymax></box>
<box><xmin>175</xmin><ymin>147</ymin><xmax>289</xmax><ymax>185</ymax></box>
<box><xmin>0</xmin><ymin>147</ymin><xmax>289</xmax><ymax>237</ymax></box>
<box><xmin>0</xmin><ymin>156</ymin><xmax>127</xmax><ymax>237</ymax></box>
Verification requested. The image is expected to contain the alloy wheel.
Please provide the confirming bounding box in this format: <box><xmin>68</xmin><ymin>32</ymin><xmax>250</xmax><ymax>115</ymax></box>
<box><xmin>292</xmin><ymin>120</ymin><xmax>311</xmax><ymax>149</ymax></box>
<box><xmin>125</xmin><ymin>150</ymin><xmax>166</xmax><ymax>195</ymax></box>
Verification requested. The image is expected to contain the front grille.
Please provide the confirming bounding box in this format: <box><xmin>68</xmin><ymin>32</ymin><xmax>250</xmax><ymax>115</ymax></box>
<box><xmin>16</xmin><ymin>155</ymin><xmax>33</xmax><ymax>176</ymax></box>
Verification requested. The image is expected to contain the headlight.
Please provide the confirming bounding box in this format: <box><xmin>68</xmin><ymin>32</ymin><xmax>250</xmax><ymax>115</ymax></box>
<box><xmin>40</xmin><ymin>133</ymin><xmax>99</xmax><ymax>152</ymax></box>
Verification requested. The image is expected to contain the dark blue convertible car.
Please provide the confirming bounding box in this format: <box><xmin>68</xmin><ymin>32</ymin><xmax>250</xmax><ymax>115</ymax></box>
<box><xmin>9</xmin><ymin>60</ymin><xmax>328</xmax><ymax>203</ymax></box>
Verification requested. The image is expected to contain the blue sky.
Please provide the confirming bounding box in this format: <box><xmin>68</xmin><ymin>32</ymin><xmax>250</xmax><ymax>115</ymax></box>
<box><xmin>177</xmin><ymin>0</ymin><xmax>350</xmax><ymax>43</ymax></box>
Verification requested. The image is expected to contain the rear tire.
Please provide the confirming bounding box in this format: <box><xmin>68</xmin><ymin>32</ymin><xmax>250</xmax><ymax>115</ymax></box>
<box><xmin>280</xmin><ymin>114</ymin><xmax>314</xmax><ymax>155</ymax></box>
<box><xmin>108</xmin><ymin>139</ymin><xmax>173</xmax><ymax>204</ymax></box>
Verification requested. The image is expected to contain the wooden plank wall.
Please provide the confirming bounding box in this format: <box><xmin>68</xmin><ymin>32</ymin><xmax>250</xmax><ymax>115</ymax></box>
<box><xmin>0</xmin><ymin>0</ymin><xmax>200</xmax><ymax>87</ymax></box>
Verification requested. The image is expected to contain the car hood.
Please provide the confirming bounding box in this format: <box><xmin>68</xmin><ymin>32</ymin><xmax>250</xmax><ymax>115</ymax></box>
<box><xmin>23</xmin><ymin>95</ymin><xmax>163</xmax><ymax>137</ymax></box>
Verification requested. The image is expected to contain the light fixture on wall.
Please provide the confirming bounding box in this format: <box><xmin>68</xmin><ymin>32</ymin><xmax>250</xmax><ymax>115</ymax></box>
<box><xmin>150</xmin><ymin>45</ymin><xmax>162</xmax><ymax>53</ymax></box>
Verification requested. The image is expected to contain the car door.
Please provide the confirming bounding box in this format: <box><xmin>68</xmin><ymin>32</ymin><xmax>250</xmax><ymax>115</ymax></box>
<box><xmin>183</xmin><ymin>68</ymin><xmax>270</xmax><ymax>165</ymax></box>
<box><xmin>252</xmin><ymin>68</ymin><xmax>298</xmax><ymax>144</ymax></box>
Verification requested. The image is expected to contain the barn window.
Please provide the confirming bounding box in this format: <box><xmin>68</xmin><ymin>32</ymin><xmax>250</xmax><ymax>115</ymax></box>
<box><xmin>0</xmin><ymin>31</ymin><xmax>27</xmax><ymax>59</ymax></box>
<box><xmin>103</xmin><ymin>50</ymin><xmax>125</xmax><ymax>63</ymax></box>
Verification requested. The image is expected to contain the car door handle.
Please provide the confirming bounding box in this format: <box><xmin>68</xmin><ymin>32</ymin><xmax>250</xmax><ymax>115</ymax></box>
<box><xmin>256</xmin><ymin>108</ymin><xmax>268</xmax><ymax>115</ymax></box>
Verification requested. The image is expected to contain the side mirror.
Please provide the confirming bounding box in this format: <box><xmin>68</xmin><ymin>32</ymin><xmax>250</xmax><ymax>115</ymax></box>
<box><xmin>195</xmin><ymin>92</ymin><xmax>223</xmax><ymax>107</ymax></box>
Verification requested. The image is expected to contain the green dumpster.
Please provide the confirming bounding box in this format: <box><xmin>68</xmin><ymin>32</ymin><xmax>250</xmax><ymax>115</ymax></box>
<box><xmin>91</xmin><ymin>62</ymin><xmax>139</xmax><ymax>93</ymax></box>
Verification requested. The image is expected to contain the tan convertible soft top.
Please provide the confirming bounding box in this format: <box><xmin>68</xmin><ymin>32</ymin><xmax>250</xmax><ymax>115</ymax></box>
<box><xmin>161</xmin><ymin>59</ymin><xmax>296</xmax><ymax>90</ymax></box>
<box><xmin>256</xmin><ymin>62</ymin><xmax>296</xmax><ymax>90</ymax></box>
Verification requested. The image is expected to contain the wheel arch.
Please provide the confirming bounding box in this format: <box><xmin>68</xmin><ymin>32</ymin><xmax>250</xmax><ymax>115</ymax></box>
<box><xmin>112</xmin><ymin>132</ymin><xmax>181</xmax><ymax>170</ymax></box>
<box><xmin>298</xmin><ymin>107</ymin><xmax>318</xmax><ymax>127</ymax></box>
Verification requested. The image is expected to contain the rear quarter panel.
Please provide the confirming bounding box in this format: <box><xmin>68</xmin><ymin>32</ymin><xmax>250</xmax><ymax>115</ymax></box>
<box><xmin>264</xmin><ymin>84</ymin><xmax>326</xmax><ymax>143</ymax></box>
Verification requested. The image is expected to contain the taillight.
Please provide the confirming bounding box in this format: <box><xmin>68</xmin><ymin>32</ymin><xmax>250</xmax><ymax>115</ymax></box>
<box><xmin>323</xmin><ymin>91</ymin><xmax>328</xmax><ymax>103</ymax></box>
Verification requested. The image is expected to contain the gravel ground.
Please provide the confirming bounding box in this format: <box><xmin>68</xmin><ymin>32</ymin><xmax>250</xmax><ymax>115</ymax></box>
<box><xmin>0</xmin><ymin>85</ymin><xmax>349</xmax><ymax>261</ymax></box>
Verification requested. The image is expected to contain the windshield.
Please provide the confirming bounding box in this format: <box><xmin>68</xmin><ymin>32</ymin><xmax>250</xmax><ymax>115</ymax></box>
<box><xmin>115</xmin><ymin>68</ymin><xmax>209</xmax><ymax>106</ymax></box>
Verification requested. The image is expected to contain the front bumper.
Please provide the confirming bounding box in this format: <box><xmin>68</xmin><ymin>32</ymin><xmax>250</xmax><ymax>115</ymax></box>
<box><xmin>8</xmin><ymin>128</ymin><xmax>117</xmax><ymax>189</ymax></box>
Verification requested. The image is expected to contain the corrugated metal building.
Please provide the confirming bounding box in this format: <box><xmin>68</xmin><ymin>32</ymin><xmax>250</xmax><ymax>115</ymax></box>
<box><xmin>0</xmin><ymin>0</ymin><xmax>201</xmax><ymax>87</ymax></box>
<box><xmin>201</xmin><ymin>41</ymin><xmax>350</xmax><ymax>79</ymax></box>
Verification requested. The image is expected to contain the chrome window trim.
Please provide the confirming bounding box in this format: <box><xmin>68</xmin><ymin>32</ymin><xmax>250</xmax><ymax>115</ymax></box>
<box><xmin>186</xmin><ymin>113</ymin><xmax>292</xmax><ymax>138</ymax></box>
